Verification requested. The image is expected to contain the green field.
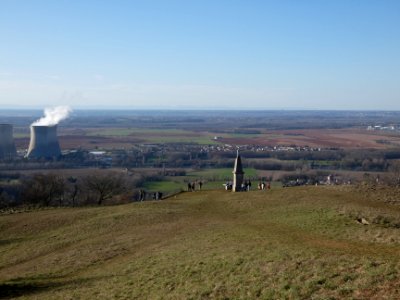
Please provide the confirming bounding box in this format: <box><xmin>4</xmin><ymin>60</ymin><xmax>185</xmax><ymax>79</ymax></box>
<box><xmin>77</xmin><ymin>127</ymin><xmax>301</xmax><ymax>146</ymax></box>
<box><xmin>188</xmin><ymin>168</ymin><xmax>258</xmax><ymax>180</ymax></box>
<box><xmin>143</xmin><ymin>180</ymin><xmax>184</xmax><ymax>193</ymax></box>
<box><xmin>1</xmin><ymin>186</ymin><xmax>399</xmax><ymax>299</ymax></box>
<box><xmin>143</xmin><ymin>168</ymin><xmax>260</xmax><ymax>193</ymax></box>
<box><xmin>88</xmin><ymin>128</ymin><xmax>219</xmax><ymax>145</ymax></box>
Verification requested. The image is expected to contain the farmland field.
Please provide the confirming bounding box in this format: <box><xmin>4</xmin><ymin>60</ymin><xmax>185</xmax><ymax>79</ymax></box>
<box><xmin>12</xmin><ymin>127</ymin><xmax>400</xmax><ymax>151</ymax></box>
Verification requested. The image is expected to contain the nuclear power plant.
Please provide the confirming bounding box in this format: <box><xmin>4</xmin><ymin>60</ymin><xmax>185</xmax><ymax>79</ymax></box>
<box><xmin>0</xmin><ymin>124</ymin><xmax>17</xmax><ymax>160</ymax></box>
<box><xmin>26</xmin><ymin>125</ymin><xmax>62</xmax><ymax>159</ymax></box>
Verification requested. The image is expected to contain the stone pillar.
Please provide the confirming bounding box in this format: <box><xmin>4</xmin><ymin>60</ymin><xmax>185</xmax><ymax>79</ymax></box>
<box><xmin>232</xmin><ymin>150</ymin><xmax>244</xmax><ymax>192</ymax></box>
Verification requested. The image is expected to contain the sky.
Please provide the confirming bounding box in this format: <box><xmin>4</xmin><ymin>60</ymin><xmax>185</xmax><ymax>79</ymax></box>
<box><xmin>0</xmin><ymin>0</ymin><xmax>399</xmax><ymax>110</ymax></box>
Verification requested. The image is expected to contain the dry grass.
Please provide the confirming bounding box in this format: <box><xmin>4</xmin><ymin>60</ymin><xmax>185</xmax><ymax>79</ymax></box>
<box><xmin>1</xmin><ymin>186</ymin><xmax>400</xmax><ymax>299</ymax></box>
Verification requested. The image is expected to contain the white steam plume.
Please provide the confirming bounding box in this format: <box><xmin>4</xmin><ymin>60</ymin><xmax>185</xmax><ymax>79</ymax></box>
<box><xmin>32</xmin><ymin>106</ymin><xmax>73</xmax><ymax>126</ymax></box>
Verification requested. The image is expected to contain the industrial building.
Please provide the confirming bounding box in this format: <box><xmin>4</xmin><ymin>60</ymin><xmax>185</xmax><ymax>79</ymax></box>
<box><xmin>26</xmin><ymin>125</ymin><xmax>61</xmax><ymax>159</ymax></box>
<box><xmin>0</xmin><ymin>124</ymin><xmax>17</xmax><ymax>159</ymax></box>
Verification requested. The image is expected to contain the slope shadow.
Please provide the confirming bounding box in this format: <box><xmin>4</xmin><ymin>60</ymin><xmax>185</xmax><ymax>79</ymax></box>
<box><xmin>0</xmin><ymin>274</ymin><xmax>110</xmax><ymax>299</ymax></box>
<box><xmin>0</xmin><ymin>238</ymin><xmax>23</xmax><ymax>246</ymax></box>
<box><xmin>0</xmin><ymin>281</ymin><xmax>60</xmax><ymax>299</ymax></box>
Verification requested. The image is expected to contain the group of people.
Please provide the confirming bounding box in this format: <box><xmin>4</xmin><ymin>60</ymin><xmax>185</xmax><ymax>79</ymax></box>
<box><xmin>139</xmin><ymin>179</ymin><xmax>270</xmax><ymax>199</ymax></box>
<box><xmin>138</xmin><ymin>189</ymin><xmax>146</xmax><ymax>201</ymax></box>
<box><xmin>138</xmin><ymin>189</ymin><xmax>163</xmax><ymax>201</ymax></box>
<box><xmin>187</xmin><ymin>180</ymin><xmax>203</xmax><ymax>192</ymax></box>
<box><xmin>152</xmin><ymin>191</ymin><xmax>163</xmax><ymax>200</ymax></box>
<box><xmin>258</xmin><ymin>181</ymin><xmax>271</xmax><ymax>190</ymax></box>
<box><xmin>223</xmin><ymin>180</ymin><xmax>252</xmax><ymax>191</ymax></box>
<box><xmin>224</xmin><ymin>180</ymin><xmax>271</xmax><ymax>191</ymax></box>
<box><xmin>241</xmin><ymin>180</ymin><xmax>252</xmax><ymax>191</ymax></box>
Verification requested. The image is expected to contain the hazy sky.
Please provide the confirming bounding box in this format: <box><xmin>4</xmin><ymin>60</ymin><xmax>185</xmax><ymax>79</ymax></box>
<box><xmin>1</xmin><ymin>1</ymin><xmax>399</xmax><ymax>110</ymax></box>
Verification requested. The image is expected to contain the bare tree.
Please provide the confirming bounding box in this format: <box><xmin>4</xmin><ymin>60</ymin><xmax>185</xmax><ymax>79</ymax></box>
<box><xmin>0</xmin><ymin>190</ymin><xmax>12</xmax><ymax>209</ymax></box>
<box><xmin>83</xmin><ymin>172</ymin><xmax>125</xmax><ymax>205</ymax></box>
<box><xmin>67</xmin><ymin>177</ymin><xmax>79</xmax><ymax>207</ymax></box>
<box><xmin>21</xmin><ymin>173</ymin><xmax>65</xmax><ymax>206</ymax></box>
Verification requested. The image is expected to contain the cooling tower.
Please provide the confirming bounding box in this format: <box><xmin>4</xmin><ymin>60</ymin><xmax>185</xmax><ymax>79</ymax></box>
<box><xmin>0</xmin><ymin>124</ymin><xmax>17</xmax><ymax>159</ymax></box>
<box><xmin>26</xmin><ymin>125</ymin><xmax>61</xmax><ymax>159</ymax></box>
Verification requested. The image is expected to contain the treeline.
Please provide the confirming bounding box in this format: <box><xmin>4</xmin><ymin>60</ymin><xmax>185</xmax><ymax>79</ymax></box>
<box><xmin>0</xmin><ymin>170</ymin><xmax>175</xmax><ymax>210</ymax></box>
<box><xmin>3</xmin><ymin>147</ymin><xmax>400</xmax><ymax>173</ymax></box>
<box><xmin>218</xmin><ymin>149</ymin><xmax>397</xmax><ymax>172</ymax></box>
<box><xmin>140</xmin><ymin>149</ymin><xmax>394</xmax><ymax>172</ymax></box>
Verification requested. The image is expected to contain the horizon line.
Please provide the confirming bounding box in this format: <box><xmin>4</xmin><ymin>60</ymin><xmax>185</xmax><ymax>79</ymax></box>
<box><xmin>1</xmin><ymin>107</ymin><xmax>400</xmax><ymax>112</ymax></box>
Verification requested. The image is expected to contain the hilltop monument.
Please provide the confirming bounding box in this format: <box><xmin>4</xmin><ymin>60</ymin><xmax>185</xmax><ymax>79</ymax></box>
<box><xmin>232</xmin><ymin>150</ymin><xmax>244</xmax><ymax>192</ymax></box>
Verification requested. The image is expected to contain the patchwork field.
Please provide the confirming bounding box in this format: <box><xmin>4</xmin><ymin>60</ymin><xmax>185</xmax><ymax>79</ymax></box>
<box><xmin>1</xmin><ymin>186</ymin><xmax>399</xmax><ymax>299</ymax></box>
<box><xmin>13</xmin><ymin>127</ymin><xmax>400</xmax><ymax>150</ymax></box>
<box><xmin>221</xmin><ymin>129</ymin><xmax>400</xmax><ymax>149</ymax></box>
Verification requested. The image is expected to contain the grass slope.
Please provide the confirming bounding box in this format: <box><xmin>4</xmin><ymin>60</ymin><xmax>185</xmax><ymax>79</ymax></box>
<box><xmin>1</xmin><ymin>186</ymin><xmax>400</xmax><ymax>299</ymax></box>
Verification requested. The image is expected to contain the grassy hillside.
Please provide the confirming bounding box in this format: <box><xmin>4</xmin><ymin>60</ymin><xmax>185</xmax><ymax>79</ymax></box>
<box><xmin>1</xmin><ymin>186</ymin><xmax>400</xmax><ymax>299</ymax></box>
